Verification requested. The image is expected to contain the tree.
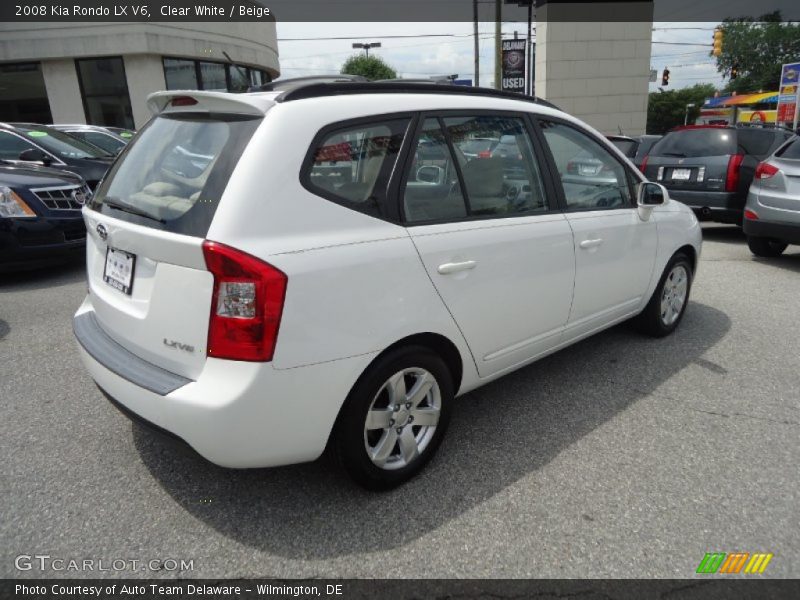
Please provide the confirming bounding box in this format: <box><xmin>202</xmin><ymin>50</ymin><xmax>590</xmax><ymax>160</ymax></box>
<box><xmin>647</xmin><ymin>84</ymin><xmax>718</xmax><ymax>135</ymax></box>
<box><xmin>341</xmin><ymin>54</ymin><xmax>397</xmax><ymax>81</ymax></box>
<box><xmin>714</xmin><ymin>12</ymin><xmax>800</xmax><ymax>94</ymax></box>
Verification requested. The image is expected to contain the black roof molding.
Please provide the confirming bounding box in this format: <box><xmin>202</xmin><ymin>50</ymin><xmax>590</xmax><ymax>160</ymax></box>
<box><xmin>271</xmin><ymin>81</ymin><xmax>560</xmax><ymax>110</ymax></box>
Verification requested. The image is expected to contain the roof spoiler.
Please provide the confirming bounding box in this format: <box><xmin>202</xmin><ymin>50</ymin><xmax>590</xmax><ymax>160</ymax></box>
<box><xmin>146</xmin><ymin>91</ymin><xmax>274</xmax><ymax>117</ymax></box>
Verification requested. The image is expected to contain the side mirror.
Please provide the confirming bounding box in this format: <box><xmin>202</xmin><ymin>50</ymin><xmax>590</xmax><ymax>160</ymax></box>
<box><xmin>637</xmin><ymin>181</ymin><xmax>668</xmax><ymax>206</ymax></box>
<box><xmin>416</xmin><ymin>165</ymin><xmax>442</xmax><ymax>184</ymax></box>
<box><xmin>19</xmin><ymin>148</ymin><xmax>51</xmax><ymax>165</ymax></box>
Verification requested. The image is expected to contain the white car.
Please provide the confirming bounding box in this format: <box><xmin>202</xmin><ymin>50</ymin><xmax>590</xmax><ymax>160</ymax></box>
<box><xmin>73</xmin><ymin>82</ymin><xmax>701</xmax><ymax>489</ymax></box>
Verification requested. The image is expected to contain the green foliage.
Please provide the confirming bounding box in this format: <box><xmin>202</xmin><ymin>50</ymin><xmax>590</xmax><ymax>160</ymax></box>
<box><xmin>340</xmin><ymin>54</ymin><xmax>397</xmax><ymax>81</ymax></box>
<box><xmin>714</xmin><ymin>11</ymin><xmax>800</xmax><ymax>93</ymax></box>
<box><xmin>647</xmin><ymin>84</ymin><xmax>718</xmax><ymax>135</ymax></box>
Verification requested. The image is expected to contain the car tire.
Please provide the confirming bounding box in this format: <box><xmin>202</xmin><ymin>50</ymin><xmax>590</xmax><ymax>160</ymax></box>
<box><xmin>635</xmin><ymin>252</ymin><xmax>693</xmax><ymax>338</ymax></box>
<box><xmin>747</xmin><ymin>236</ymin><xmax>787</xmax><ymax>258</ymax></box>
<box><xmin>331</xmin><ymin>345</ymin><xmax>453</xmax><ymax>491</ymax></box>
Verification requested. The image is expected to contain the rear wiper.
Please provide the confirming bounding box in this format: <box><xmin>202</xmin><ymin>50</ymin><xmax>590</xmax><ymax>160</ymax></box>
<box><xmin>103</xmin><ymin>197</ymin><xmax>166</xmax><ymax>224</ymax></box>
<box><xmin>661</xmin><ymin>152</ymin><xmax>687</xmax><ymax>157</ymax></box>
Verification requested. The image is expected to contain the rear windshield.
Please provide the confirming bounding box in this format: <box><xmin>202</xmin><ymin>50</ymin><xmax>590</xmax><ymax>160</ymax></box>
<box><xmin>90</xmin><ymin>113</ymin><xmax>261</xmax><ymax>235</ymax></box>
<box><xmin>775</xmin><ymin>136</ymin><xmax>800</xmax><ymax>159</ymax></box>
<box><xmin>650</xmin><ymin>129</ymin><xmax>737</xmax><ymax>158</ymax></box>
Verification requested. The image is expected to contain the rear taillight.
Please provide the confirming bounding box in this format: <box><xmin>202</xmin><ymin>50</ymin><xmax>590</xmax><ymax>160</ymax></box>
<box><xmin>725</xmin><ymin>154</ymin><xmax>744</xmax><ymax>192</ymax></box>
<box><xmin>640</xmin><ymin>155</ymin><xmax>648</xmax><ymax>172</ymax></box>
<box><xmin>202</xmin><ymin>241</ymin><xmax>287</xmax><ymax>362</ymax></box>
<box><xmin>755</xmin><ymin>162</ymin><xmax>779</xmax><ymax>180</ymax></box>
<box><xmin>744</xmin><ymin>209</ymin><xmax>759</xmax><ymax>220</ymax></box>
<box><xmin>477</xmin><ymin>150</ymin><xmax>492</xmax><ymax>159</ymax></box>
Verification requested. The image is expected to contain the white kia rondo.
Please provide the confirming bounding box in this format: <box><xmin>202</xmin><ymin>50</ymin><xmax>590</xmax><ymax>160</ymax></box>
<box><xmin>74</xmin><ymin>81</ymin><xmax>701</xmax><ymax>489</ymax></box>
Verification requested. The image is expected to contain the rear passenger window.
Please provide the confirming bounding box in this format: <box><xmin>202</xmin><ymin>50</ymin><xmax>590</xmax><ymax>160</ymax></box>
<box><xmin>540</xmin><ymin>120</ymin><xmax>634</xmax><ymax>211</ymax></box>
<box><xmin>306</xmin><ymin>119</ymin><xmax>410</xmax><ymax>215</ymax></box>
<box><xmin>403</xmin><ymin>115</ymin><xmax>549</xmax><ymax>224</ymax></box>
<box><xmin>403</xmin><ymin>118</ymin><xmax>468</xmax><ymax>223</ymax></box>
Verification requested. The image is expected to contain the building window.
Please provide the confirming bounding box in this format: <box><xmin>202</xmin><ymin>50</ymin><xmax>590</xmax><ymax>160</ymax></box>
<box><xmin>75</xmin><ymin>57</ymin><xmax>134</xmax><ymax>129</ymax></box>
<box><xmin>0</xmin><ymin>62</ymin><xmax>52</xmax><ymax>123</ymax></box>
<box><xmin>162</xmin><ymin>57</ymin><xmax>272</xmax><ymax>93</ymax></box>
<box><xmin>163</xmin><ymin>58</ymin><xmax>199</xmax><ymax>90</ymax></box>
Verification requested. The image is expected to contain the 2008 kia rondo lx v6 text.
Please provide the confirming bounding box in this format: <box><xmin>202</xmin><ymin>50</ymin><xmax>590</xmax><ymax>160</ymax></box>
<box><xmin>73</xmin><ymin>81</ymin><xmax>701</xmax><ymax>490</ymax></box>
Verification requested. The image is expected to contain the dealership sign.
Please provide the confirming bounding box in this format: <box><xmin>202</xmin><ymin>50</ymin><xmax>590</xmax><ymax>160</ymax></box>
<box><xmin>501</xmin><ymin>39</ymin><xmax>527</xmax><ymax>94</ymax></box>
<box><xmin>776</xmin><ymin>61</ymin><xmax>800</xmax><ymax>129</ymax></box>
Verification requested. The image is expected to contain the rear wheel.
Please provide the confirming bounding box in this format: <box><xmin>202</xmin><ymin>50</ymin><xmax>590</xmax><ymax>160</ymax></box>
<box><xmin>635</xmin><ymin>252</ymin><xmax>693</xmax><ymax>337</ymax></box>
<box><xmin>331</xmin><ymin>346</ymin><xmax>452</xmax><ymax>490</ymax></box>
<box><xmin>747</xmin><ymin>236</ymin><xmax>787</xmax><ymax>258</ymax></box>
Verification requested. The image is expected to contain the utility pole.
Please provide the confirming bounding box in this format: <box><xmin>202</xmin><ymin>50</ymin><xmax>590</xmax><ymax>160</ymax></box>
<box><xmin>494</xmin><ymin>0</ymin><xmax>501</xmax><ymax>89</ymax></box>
<box><xmin>352</xmin><ymin>42</ymin><xmax>381</xmax><ymax>58</ymax></box>
<box><xmin>473</xmin><ymin>0</ymin><xmax>479</xmax><ymax>87</ymax></box>
<box><xmin>526</xmin><ymin>0</ymin><xmax>533</xmax><ymax>95</ymax></box>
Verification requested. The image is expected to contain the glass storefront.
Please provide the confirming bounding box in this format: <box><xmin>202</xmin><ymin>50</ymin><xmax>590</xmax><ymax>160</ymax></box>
<box><xmin>163</xmin><ymin>57</ymin><xmax>270</xmax><ymax>92</ymax></box>
<box><xmin>75</xmin><ymin>57</ymin><xmax>135</xmax><ymax>129</ymax></box>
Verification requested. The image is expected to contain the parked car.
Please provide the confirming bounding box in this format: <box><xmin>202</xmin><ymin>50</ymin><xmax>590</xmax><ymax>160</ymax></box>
<box><xmin>0</xmin><ymin>123</ymin><xmax>115</xmax><ymax>192</ymax></box>
<box><xmin>641</xmin><ymin>125</ymin><xmax>792</xmax><ymax>224</ymax></box>
<box><xmin>459</xmin><ymin>137</ymin><xmax>500</xmax><ymax>159</ymax></box>
<box><xmin>103</xmin><ymin>127</ymin><xmax>136</xmax><ymax>141</ymax></box>
<box><xmin>0</xmin><ymin>161</ymin><xmax>90</xmax><ymax>271</ymax></box>
<box><xmin>73</xmin><ymin>82</ymin><xmax>701</xmax><ymax>490</ymax></box>
<box><xmin>743</xmin><ymin>135</ymin><xmax>800</xmax><ymax>256</ymax></box>
<box><xmin>50</xmin><ymin>124</ymin><xmax>129</xmax><ymax>156</ymax></box>
<box><xmin>607</xmin><ymin>134</ymin><xmax>661</xmax><ymax>168</ymax></box>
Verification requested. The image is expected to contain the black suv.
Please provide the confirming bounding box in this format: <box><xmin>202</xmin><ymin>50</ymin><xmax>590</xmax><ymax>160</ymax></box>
<box><xmin>0</xmin><ymin>162</ymin><xmax>90</xmax><ymax>271</ymax></box>
<box><xmin>0</xmin><ymin>123</ymin><xmax>114</xmax><ymax>192</ymax></box>
<box><xmin>641</xmin><ymin>125</ymin><xmax>792</xmax><ymax>224</ymax></box>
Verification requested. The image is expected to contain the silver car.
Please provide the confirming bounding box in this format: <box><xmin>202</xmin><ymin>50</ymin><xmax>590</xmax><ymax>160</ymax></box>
<box><xmin>743</xmin><ymin>135</ymin><xmax>800</xmax><ymax>257</ymax></box>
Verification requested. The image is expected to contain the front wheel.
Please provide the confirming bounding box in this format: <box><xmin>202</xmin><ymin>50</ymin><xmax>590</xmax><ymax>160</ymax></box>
<box><xmin>635</xmin><ymin>252</ymin><xmax>693</xmax><ymax>337</ymax></box>
<box><xmin>331</xmin><ymin>346</ymin><xmax>453</xmax><ymax>490</ymax></box>
<box><xmin>747</xmin><ymin>236</ymin><xmax>787</xmax><ymax>258</ymax></box>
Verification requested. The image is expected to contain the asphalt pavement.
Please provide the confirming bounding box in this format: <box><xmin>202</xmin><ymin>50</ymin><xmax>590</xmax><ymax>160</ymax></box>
<box><xmin>1</xmin><ymin>225</ymin><xmax>798</xmax><ymax>579</ymax></box>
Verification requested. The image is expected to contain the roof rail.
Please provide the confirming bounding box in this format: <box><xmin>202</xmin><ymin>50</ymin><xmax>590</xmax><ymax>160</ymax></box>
<box><xmin>248</xmin><ymin>74</ymin><xmax>368</xmax><ymax>93</ymax></box>
<box><xmin>274</xmin><ymin>81</ymin><xmax>560</xmax><ymax>110</ymax></box>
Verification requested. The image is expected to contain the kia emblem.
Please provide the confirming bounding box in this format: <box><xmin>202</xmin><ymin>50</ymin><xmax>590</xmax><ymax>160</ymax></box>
<box><xmin>96</xmin><ymin>223</ymin><xmax>108</xmax><ymax>241</ymax></box>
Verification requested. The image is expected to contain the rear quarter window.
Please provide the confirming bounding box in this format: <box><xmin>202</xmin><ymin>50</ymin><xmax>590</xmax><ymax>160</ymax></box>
<box><xmin>774</xmin><ymin>136</ymin><xmax>800</xmax><ymax>159</ymax></box>
<box><xmin>651</xmin><ymin>129</ymin><xmax>736</xmax><ymax>157</ymax></box>
<box><xmin>90</xmin><ymin>113</ymin><xmax>261</xmax><ymax>236</ymax></box>
<box><xmin>303</xmin><ymin>118</ymin><xmax>410</xmax><ymax>218</ymax></box>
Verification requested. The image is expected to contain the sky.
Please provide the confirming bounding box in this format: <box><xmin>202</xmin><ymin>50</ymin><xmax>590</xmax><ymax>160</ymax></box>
<box><xmin>276</xmin><ymin>21</ymin><xmax>726</xmax><ymax>92</ymax></box>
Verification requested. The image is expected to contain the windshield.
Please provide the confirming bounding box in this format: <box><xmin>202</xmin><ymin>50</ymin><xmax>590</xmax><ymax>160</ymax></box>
<box><xmin>90</xmin><ymin>113</ymin><xmax>261</xmax><ymax>236</ymax></box>
<box><xmin>22</xmin><ymin>128</ymin><xmax>111</xmax><ymax>159</ymax></box>
<box><xmin>650</xmin><ymin>129</ymin><xmax>737</xmax><ymax>158</ymax></box>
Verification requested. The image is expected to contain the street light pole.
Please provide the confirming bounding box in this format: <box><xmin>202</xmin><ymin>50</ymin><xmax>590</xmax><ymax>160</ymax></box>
<box><xmin>352</xmin><ymin>42</ymin><xmax>382</xmax><ymax>58</ymax></box>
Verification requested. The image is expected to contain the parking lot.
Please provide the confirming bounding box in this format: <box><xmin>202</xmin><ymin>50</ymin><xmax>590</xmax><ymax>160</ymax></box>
<box><xmin>1</xmin><ymin>224</ymin><xmax>798</xmax><ymax>579</ymax></box>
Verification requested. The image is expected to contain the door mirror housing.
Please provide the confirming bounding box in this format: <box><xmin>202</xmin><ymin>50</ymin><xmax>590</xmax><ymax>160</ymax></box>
<box><xmin>416</xmin><ymin>165</ymin><xmax>443</xmax><ymax>184</ymax></box>
<box><xmin>637</xmin><ymin>181</ymin><xmax>668</xmax><ymax>206</ymax></box>
<box><xmin>19</xmin><ymin>148</ymin><xmax>51</xmax><ymax>165</ymax></box>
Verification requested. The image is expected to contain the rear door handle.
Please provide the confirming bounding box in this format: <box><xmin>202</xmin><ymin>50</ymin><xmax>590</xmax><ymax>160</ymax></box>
<box><xmin>437</xmin><ymin>260</ymin><xmax>477</xmax><ymax>275</ymax></box>
<box><xmin>579</xmin><ymin>238</ymin><xmax>604</xmax><ymax>249</ymax></box>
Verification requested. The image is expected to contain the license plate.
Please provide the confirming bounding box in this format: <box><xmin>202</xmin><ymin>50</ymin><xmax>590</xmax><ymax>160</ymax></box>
<box><xmin>672</xmin><ymin>168</ymin><xmax>692</xmax><ymax>181</ymax></box>
<box><xmin>103</xmin><ymin>247</ymin><xmax>136</xmax><ymax>295</ymax></box>
<box><xmin>579</xmin><ymin>164</ymin><xmax>600</xmax><ymax>176</ymax></box>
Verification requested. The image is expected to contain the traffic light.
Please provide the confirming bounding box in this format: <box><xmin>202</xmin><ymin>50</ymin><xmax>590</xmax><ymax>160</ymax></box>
<box><xmin>662</xmin><ymin>68</ymin><xmax>670</xmax><ymax>86</ymax></box>
<box><xmin>712</xmin><ymin>28</ymin><xmax>723</xmax><ymax>57</ymax></box>
<box><xmin>731</xmin><ymin>63</ymin><xmax>739</xmax><ymax>79</ymax></box>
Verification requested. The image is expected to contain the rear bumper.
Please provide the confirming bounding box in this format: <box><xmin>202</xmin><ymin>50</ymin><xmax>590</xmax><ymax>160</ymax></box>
<box><xmin>0</xmin><ymin>216</ymin><xmax>86</xmax><ymax>270</ymax></box>
<box><xmin>743</xmin><ymin>218</ymin><xmax>800</xmax><ymax>245</ymax></box>
<box><xmin>73</xmin><ymin>298</ymin><xmax>376</xmax><ymax>468</ymax></box>
<box><xmin>665</xmin><ymin>189</ymin><xmax>743</xmax><ymax>223</ymax></box>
